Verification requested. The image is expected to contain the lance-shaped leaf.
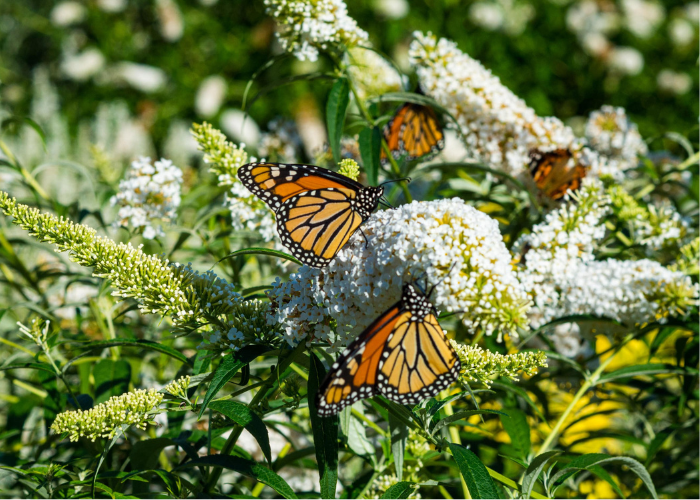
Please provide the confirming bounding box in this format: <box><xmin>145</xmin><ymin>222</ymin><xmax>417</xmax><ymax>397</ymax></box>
<box><xmin>209</xmin><ymin>400</ymin><xmax>271</xmax><ymax>464</ymax></box>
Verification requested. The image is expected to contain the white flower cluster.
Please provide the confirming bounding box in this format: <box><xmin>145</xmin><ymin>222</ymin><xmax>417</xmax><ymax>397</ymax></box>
<box><xmin>345</xmin><ymin>47</ymin><xmax>404</xmax><ymax>100</ymax></box>
<box><xmin>111</xmin><ymin>157</ymin><xmax>182</xmax><ymax>239</ymax></box>
<box><xmin>258</xmin><ymin>118</ymin><xmax>302</xmax><ymax>163</ymax></box>
<box><xmin>408</xmin><ymin>32</ymin><xmax>583</xmax><ymax>175</ymax></box>
<box><xmin>585</xmin><ymin>105</ymin><xmax>647</xmax><ymax>177</ymax></box>
<box><xmin>197</xmin><ymin>299</ymin><xmax>282</xmax><ymax>353</ymax></box>
<box><xmin>517</xmin><ymin>178</ymin><xmax>610</xmax><ymax>327</ymax></box>
<box><xmin>518</xmin><ymin>180</ymin><xmax>698</xmax><ymax>327</ymax></box>
<box><xmin>267</xmin><ymin>198</ymin><xmax>531</xmax><ymax>349</ymax></box>
<box><xmin>469</xmin><ymin>0</ymin><xmax>536</xmax><ymax>36</ymax></box>
<box><xmin>264</xmin><ymin>0</ymin><xmax>368</xmax><ymax>62</ymax></box>
<box><xmin>638</xmin><ymin>202</ymin><xmax>687</xmax><ymax>250</ymax></box>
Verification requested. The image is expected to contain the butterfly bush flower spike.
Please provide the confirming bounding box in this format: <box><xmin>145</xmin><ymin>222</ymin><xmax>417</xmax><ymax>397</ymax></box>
<box><xmin>449</xmin><ymin>341</ymin><xmax>547</xmax><ymax>386</ymax></box>
<box><xmin>111</xmin><ymin>156</ymin><xmax>182</xmax><ymax>239</ymax></box>
<box><xmin>192</xmin><ymin>122</ymin><xmax>278</xmax><ymax>242</ymax></box>
<box><xmin>51</xmin><ymin>389</ymin><xmax>163</xmax><ymax>442</ymax></box>
<box><xmin>518</xmin><ymin>179</ymin><xmax>699</xmax><ymax>328</ymax></box>
<box><xmin>0</xmin><ymin>193</ymin><xmax>243</xmax><ymax>330</ymax></box>
<box><xmin>345</xmin><ymin>47</ymin><xmax>404</xmax><ymax>101</ymax></box>
<box><xmin>338</xmin><ymin>158</ymin><xmax>360</xmax><ymax>181</ymax></box>
<box><xmin>585</xmin><ymin>105</ymin><xmax>647</xmax><ymax>178</ymax></box>
<box><xmin>264</xmin><ymin>0</ymin><xmax>368</xmax><ymax>62</ymax></box>
<box><xmin>268</xmin><ymin>198</ymin><xmax>531</xmax><ymax>349</ymax></box>
<box><xmin>409</xmin><ymin>31</ymin><xmax>595</xmax><ymax>175</ymax></box>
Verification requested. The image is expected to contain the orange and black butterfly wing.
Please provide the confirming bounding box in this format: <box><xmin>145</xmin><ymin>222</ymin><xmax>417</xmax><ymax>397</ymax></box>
<box><xmin>238</xmin><ymin>162</ymin><xmax>382</xmax><ymax>267</ymax></box>
<box><xmin>529</xmin><ymin>149</ymin><xmax>588</xmax><ymax>200</ymax></box>
<box><xmin>316</xmin><ymin>284</ymin><xmax>461</xmax><ymax>416</ymax></box>
<box><xmin>238</xmin><ymin>162</ymin><xmax>364</xmax><ymax>212</ymax></box>
<box><xmin>381</xmin><ymin>104</ymin><xmax>445</xmax><ymax>166</ymax></box>
<box><xmin>276</xmin><ymin>188</ymin><xmax>366</xmax><ymax>267</ymax></box>
<box><xmin>316</xmin><ymin>303</ymin><xmax>404</xmax><ymax>416</ymax></box>
<box><xmin>376</xmin><ymin>284</ymin><xmax>460</xmax><ymax>405</ymax></box>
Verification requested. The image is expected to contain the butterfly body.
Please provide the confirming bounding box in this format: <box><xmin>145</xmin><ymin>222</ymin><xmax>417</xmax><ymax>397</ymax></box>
<box><xmin>316</xmin><ymin>283</ymin><xmax>461</xmax><ymax>416</ymax></box>
<box><xmin>238</xmin><ymin>162</ymin><xmax>383</xmax><ymax>267</ymax></box>
<box><xmin>381</xmin><ymin>103</ymin><xmax>445</xmax><ymax>166</ymax></box>
<box><xmin>529</xmin><ymin>148</ymin><xmax>588</xmax><ymax>201</ymax></box>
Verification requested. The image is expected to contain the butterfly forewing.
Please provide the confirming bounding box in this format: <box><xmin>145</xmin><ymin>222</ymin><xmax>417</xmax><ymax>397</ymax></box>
<box><xmin>238</xmin><ymin>162</ymin><xmax>383</xmax><ymax>267</ymax></box>
<box><xmin>316</xmin><ymin>283</ymin><xmax>461</xmax><ymax>416</ymax></box>
<box><xmin>380</xmin><ymin>103</ymin><xmax>445</xmax><ymax>166</ymax></box>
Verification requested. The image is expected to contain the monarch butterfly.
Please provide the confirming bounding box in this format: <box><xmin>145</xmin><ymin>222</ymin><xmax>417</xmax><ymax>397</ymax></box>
<box><xmin>380</xmin><ymin>103</ymin><xmax>445</xmax><ymax>166</ymax></box>
<box><xmin>529</xmin><ymin>148</ymin><xmax>588</xmax><ymax>201</ymax></box>
<box><xmin>238</xmin><ymin>162</ymin><xmax>385</xmax><ymax>267</ymax></box>
<box><xmin>316</xmin><ymin>282</ymin><xmax>461</xmax><ymax>416</ymax></box>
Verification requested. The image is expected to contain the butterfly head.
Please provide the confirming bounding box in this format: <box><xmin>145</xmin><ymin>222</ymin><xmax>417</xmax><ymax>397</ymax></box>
<box><xmin>402</xmin><ymin>282</ymin><xmax>436</xmax><ymax>318</ymax></box>
<box><xmin>356</xmin><ymin>186</ymin><xmax>384</xmax><ymax>218</ymax></box>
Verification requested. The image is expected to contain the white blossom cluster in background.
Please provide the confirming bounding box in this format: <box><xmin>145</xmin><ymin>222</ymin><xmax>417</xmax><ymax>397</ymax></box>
<box><xmin>517</xmin><ymin>179</ymin><xmax>698</xmax><ymax>329</ymax></box>
<box><xmin>191</xmin><ymin>122</ymin><xmax>278</xmax><ymax>244</ymax></box>
<box><xmin>408</xmin><ymin>31</ymin><xmax>586</xmax><ymax>175</ymax></box>
<box><xmin>111</xmin><ymin>157</ymin><xmax>183</xmax><ymax>239</ymax></box>
<box><xmin>267</xmin><ymin>198</ymin><xmax>531</xmax><ymax>350</ymax></box>
<box><xmin>468</xmin><ymin>0</ymin><xmax>536</xmax><ymax>36</ymax></box>
<box><xmin>258</xmin><ymin>118</ymin><xmax>303</xmax><ymax>163</ymax></box>
<box><xmin>584</xmin><ymin>105</ymin><xmax>647</xmax><ymax>178</ymax></box>
<box><xmin>264</xmin><ymin>0</ymin><xmax>368</xmax><ymax>61</ymax></box>
<box><xmin>345</xmin><ymin>47</ymin><xmax>404</xmax><ymax>100</ymax></box>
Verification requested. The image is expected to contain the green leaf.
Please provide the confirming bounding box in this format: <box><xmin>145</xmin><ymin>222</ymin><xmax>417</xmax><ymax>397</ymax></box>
<box><xmin>380</xmin><ymin>481</ymin><xmax>417</xmax><ymax>499</ymax></box>
<box><xmin>65</xmin><ymin>339</ymin><xmax>189</xmax><ymax>370</ymax></box>
<box><xmin>430</xmin><ymin>409</ymin><xmax>506</xmax><ymax>435</ymax></box>
<box><xmin>448</xmin><ymin>444</ymin><xmax>499</xmax><ymax>499</ymax></box>
<box><xmin>344</xmin><ymin>403</ymin><xmax>376</xmax><ymax>460</ymax></box>
<box><xmin>308</xmin><ymin>352</ymin><xmax>339</xmax><ymax>498</ymax></box>
<box><xmin>596</xmin><ymin>363</ymin><xmax>694</xmax><ymax>384</ymax></box>
<box><xmin>218</xmin><ymin>247</ymin><xmax>301</xmax><ymax>266</ymax></box>
<box><xmin>550</xmin><ymin>454</ymin><xmax>657</xmax><ymax>498</ymax></box>
<box><xmin>522</xmin><ymin>451</ymin><xmax>560</xmax><ymax>499</ymax></box>
<box><xmin>491</xmin><ymin>381</ymin><xmax>546</xmax><ymax>421</ymax></box>
<box><xmin>500</xmin><ymin>409</ymin><xmax>530</xmax><ymax>459</ymax></box>
<box><xmin>93</xmin><ymin>359</ymin><xmax>131</xmax><ymax>404</ymax></box>
<box><xmin>175</xmin><ymin>455</ymin><xmax>297</xmax><ymax>499</ymax></box>
<box><xmin>388</xmin><ymin>410</ymin><xmax>408</xmax><ymax>481</ymax></box>
<box><xmin>199</xmin><ymin>345</ymin><xmax>271</xmax><ymax>417</ymax></box>
<box><xmin>130</xmin><ymin>438</ymin><xmax>174</xmax><ymax>471</ymax></box>
<box><xmin>209</xmin><ymin>400</ymin><xmax>271</xmax><ymax>464</ymax></box>
<box><xmin>326</xmin><ymin>78</ymin><xmax>351</xmax><ymax>166</ymax></box>
<box><xmin>0</xmin><ymin>362</ymin><xmax>56</xmax><ymax>374</ymax></box>
<box><xmin>645</xmin><ymin>427</ymin><xmax>675</xmax><ymax>466</ymax></box>
<box><xmin>359</xmin><ymin>126</ymin><xmax>382</xmax><ymax>186</ymax></box>
<box><xmin>588</xmin><ymin>465</ymin><xmax>625</xmax><ymax>498</ymax></box>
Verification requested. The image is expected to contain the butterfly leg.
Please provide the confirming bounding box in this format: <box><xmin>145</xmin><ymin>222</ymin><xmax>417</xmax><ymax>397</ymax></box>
<box><xmin>359</xmin><ymin>228</ymin><xmax>370</xmax><ymax>249</ymax></box>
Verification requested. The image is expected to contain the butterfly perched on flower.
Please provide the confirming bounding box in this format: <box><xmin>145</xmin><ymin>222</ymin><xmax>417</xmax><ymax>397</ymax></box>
<box><xmin>380</xmin><ymin>103</ymin><xmax>445</xmax><ymax>166</ymax></box>
<box><xmin>238</xmin><ymin>162</ymin><xmax>385</xmax><ymax>267</ymax></box>
<box><xmin>316</xmin><ymin>282</ymin><xmax>461</xmax><ymax>416</ymax></box>
<box><xmin>529</xmin><ymin>148</ymin><xmax>589</xmax><ymax>201</ymax></box>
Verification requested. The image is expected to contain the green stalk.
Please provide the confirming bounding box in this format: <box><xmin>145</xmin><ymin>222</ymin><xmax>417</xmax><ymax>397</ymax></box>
<box><xmin>332</xmin><ymin>54</ymin><xmax>412</xmax><ymax>202</ymax></box>
<box><xmin>537</xmin><ymin>334</ymin><xmax>634</xmax><ymax>455</ymax></box>
<box><xmin>204</xmin><ymin>342</ymin><xmax>307</xmax><ymax>493</ymax></box>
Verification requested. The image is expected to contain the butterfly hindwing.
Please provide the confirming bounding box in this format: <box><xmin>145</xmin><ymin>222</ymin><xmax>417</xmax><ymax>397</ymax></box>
<box><xmin>238</xmin><ymin>162</ymin><xmax>384</xmax><ymax>267</ymax></box>
<box><xmin>276</xmin><ymin>188</ymin><xmax>365</xmax><ymax>267</ymax></box>
<box><xmin>316</xmin><ymin>283</ymin><xmax>461</xmax><ymax>416</ymax></box>
<box><xmin>529</xmin><ymin>149</ymin><xmax>588</xmax><ymax>201</ymax></box>
<box><xmin>380</xmin><ymin>103</ymin><xmax>445</xmax><ymax>166</ymax></box>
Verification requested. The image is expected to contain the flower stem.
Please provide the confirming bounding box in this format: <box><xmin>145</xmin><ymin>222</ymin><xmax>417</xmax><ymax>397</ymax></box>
<box><xmin>204</xmin><ymin>341</ymin><xmax>307</xmax><ymax>493</ymax></box>
<box><xmin>537</xmin><ymin>333</ymin><xmax>633</xmax><ymax>455</ymax></box>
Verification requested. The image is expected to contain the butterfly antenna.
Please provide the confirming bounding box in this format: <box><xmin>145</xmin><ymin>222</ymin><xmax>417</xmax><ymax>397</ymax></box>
<box><xmin>379</xmin><ymin>177</ymin><xmax>412</xmax><ymax>187</ymax></box>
